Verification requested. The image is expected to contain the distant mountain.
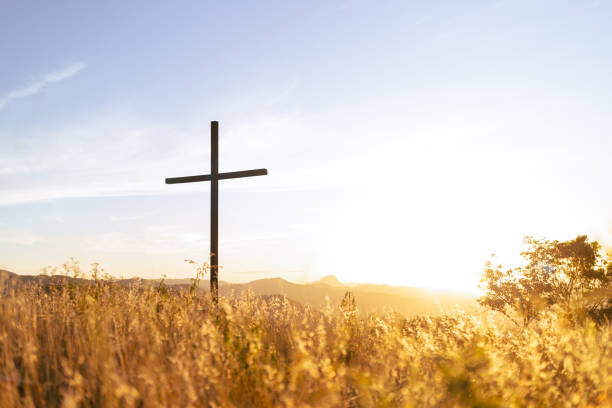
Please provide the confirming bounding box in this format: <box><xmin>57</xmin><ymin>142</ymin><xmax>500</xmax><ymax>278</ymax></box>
<box><xmin>216</xmin><ymin>277</ymin><xmax>476</xmax><ymax>317</ymax></box>
<box><xmin>2</xmin><ymin>271</ymin><xmax>477</xmax><ymax>318</ymax></box>
<box><xmin>316</xmin><ymin>275</ymin><xmax>343</xmax><ymax>286</ymax></box>
<box><xmin>119</xmin><ymin>276</ymin><xmax>477</xmax><ymax>317</ymax></box>
<box><xmin>1</xmin><ymin>269</ymin><xmax>26</xmax><ymax>291</ymax></box>
<box><xmin>0</xmin><ymin>269</ymin><xmax>17</xmax><ymax>281</ymax></box>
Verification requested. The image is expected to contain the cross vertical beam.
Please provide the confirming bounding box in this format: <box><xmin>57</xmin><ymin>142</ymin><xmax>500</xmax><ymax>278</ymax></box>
<box><xmin>210</xmin><ymin>121</ymin><xmax>219</xmax><ymax>303</ymax></box>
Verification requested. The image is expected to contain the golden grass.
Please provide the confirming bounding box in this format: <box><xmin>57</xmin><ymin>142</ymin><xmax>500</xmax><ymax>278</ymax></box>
<box><xmin>1</xmin><ymin>266</ymin><xmax>611</xmax><ymax>407</ymax></box>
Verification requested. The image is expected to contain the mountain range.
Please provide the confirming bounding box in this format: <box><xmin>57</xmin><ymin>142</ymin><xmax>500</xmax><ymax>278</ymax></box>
<box><xmin>0</xmin><ymin>269</ymin><xmax>477</xmax><ymax>317</ymax></box>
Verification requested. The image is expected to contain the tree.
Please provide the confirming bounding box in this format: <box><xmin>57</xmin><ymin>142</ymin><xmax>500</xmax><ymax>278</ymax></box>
<box><xmin>479</xmin><ymin>235</ymin><xmax>610</xmax><ymax>326</ymax></box>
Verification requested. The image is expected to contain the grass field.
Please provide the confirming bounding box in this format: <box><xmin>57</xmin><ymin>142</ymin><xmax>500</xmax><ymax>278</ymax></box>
<box><xmin>1</xmin><ymin>267</ymin><xmax>611</xmax><ymax>407</ymax></box>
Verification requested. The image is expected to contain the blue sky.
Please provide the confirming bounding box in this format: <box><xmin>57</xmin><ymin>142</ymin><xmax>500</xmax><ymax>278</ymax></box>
<box><xmin>1</xmin><ymin>0</ymin><xmax>611</xmax><ymax>291</ymax></box>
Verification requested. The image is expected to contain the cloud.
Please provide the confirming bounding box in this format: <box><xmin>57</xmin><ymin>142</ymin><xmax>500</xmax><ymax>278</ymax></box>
<box><xmin>110</xmin><ymin>211</ymin><xmax>158</xmax><ymax>222</ymax></box>
<box><xmin>0</xmin><ymin>232</ymin><xmax>43</xmax><ymax>246</ymax></box>
<box><xmin>82</xmin><ymin>227</ymin><xmax>206</xmax><ymax>255</ymax></box>
<box><xmin>0</xmin><ymin>113</ymin><xmax>327</xmax><ymax>204</ymax></box>
<box><xmin>0</xmin><ymin>62</ymin><xmax>86</xmax><ymax>111</ymax></box>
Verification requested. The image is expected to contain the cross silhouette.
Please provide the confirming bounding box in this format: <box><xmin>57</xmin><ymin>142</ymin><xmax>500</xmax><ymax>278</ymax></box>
<box><xmin>165</xmin><ymin>121</ymin><xmax>268</xmax><ymax>303</ymax></box>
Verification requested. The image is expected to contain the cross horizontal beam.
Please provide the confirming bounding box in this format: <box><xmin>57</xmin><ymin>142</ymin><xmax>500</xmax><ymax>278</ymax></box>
<box><xmin>165</xmin><ymin>168</ymin><xmax>268</xmax><ymax>184</ymax></box>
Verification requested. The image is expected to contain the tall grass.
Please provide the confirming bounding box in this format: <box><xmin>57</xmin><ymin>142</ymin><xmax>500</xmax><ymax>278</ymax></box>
<box><xmin>1</xmin><ymin>263</ymin><xmax>611</xmax><ymax>407</ymax></box>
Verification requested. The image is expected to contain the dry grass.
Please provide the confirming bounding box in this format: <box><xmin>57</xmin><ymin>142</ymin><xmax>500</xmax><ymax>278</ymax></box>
<box><xmin>1</xmin><ymin>263</ymin><xmax>612</xmax><ymax>407</ymax></box>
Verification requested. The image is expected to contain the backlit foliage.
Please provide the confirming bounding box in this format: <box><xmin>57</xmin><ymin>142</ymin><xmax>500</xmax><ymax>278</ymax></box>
<box><xmin>1</xmin><ymin>259</ymin><xmax>612</xmax><ymax>407</ymax></box>
<box><xmin>479</xmin><ymin>235</ymin><xmax>612</xmax><ymax>326</ymax></box>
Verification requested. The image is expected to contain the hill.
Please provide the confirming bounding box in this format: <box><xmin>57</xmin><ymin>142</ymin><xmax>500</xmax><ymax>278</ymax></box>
<box><xmin>0</xmin><ymin>270</ymin><xmax>601</xmax><ymax>407</ymax></box>
<box><xmin>0</xmin><ymin>269</ymin><xmax>20</xmax><ymax>289</ymax></box>
<box><xmin>316</xmin><ymin>275</ymin><xmax>343</xmax><ymax>286</ymax></box>
<box><xmin>217</xmin><ymin>276</ymin><xmax>476</xmax><ymax>317</ymax></box>
<box><xmin>0</xmin><ymin>269</ymin><xmax>16</xmax><ymax>277</ymax></box>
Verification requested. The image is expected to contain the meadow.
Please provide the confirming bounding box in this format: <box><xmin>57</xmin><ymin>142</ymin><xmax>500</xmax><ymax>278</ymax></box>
<box><xmin>1</xmin><ymin>262</ymin><xmax>611</xmax><ymax>407</ymax></box>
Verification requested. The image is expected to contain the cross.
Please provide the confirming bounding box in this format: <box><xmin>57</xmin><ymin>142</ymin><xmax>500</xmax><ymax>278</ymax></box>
<box><xmin>165</xmin><ymin>121</ymin><xmax>268</xmax><ymax>303</ymax></box>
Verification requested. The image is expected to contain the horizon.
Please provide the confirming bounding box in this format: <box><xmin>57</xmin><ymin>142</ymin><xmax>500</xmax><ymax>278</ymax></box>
<box><xmin>2</xmin><ymin>1</ymin><xmax>612</xmax><ymax>294</ymax></box>
<box><xmin>1</xmin><ymin>267</ymin><xmax>479</xmax><ymax>300</ymax></box>
<box><xmin>1</xmin><ymin>265</ymin><xmax>475</xmax><ymax>294</ymax></box>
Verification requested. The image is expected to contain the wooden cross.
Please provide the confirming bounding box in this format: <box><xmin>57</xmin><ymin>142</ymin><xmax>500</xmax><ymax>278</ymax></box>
<box><xmin>165</xmin><ymin>121</ymin><xmax>268</xmax><ymax>303</ymax></box>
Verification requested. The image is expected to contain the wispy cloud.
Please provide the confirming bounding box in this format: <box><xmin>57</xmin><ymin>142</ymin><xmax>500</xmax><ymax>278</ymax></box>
<box><xmin>0</xmin><ymin>62</ymin><xmax>86</xmax><ymax>111</ymax></box>
<box><xmin>110</xmin><ymin>211</ymin><xmax>158</xmax><ymax>222</ymax></box>
<box><xmin>0</xmin><ymin>231</ymin><xmax>43</xmax><ymax>246</ymax></box>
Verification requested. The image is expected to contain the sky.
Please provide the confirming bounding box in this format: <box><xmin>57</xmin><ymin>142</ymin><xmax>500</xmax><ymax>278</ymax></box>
<box><xmin>1</xmin><ymin>0</ymin><xmax>611</xmax><ymax>293</ymax></box>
